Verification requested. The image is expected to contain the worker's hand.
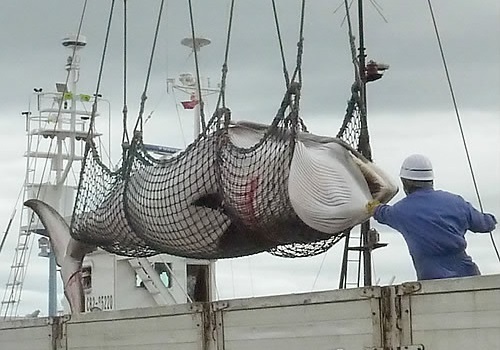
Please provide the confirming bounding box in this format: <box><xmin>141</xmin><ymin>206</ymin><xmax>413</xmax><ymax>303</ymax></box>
<box><xmin>366</xmin><ymin>200</ymin><xmax>381</xmax><ymax>216</ymax></box>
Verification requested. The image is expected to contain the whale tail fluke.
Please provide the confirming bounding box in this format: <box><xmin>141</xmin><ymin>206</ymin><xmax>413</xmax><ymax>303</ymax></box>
<box><xmin>24</xmin><ymin>199</ymin><xmax>95</xmax><ymax>313</ymax></box>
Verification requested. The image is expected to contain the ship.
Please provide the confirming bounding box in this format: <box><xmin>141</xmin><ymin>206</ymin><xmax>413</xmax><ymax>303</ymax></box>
<box><xmin>0</xmin><ymin>0</ymin><xmax>498</xmax><ymax>349</ymax></box>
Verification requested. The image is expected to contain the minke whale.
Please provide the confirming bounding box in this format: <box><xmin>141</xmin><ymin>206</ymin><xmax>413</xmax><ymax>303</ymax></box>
<box><xmin>25</xmin><ymin>120</ymin><xmax>398</xmax><ymax>313</ymax></box>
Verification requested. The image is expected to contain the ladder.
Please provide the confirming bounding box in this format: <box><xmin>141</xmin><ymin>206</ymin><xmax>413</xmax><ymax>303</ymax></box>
<box><xmin>339</xmin><ymin>229</ymin><xmax>363</xmax><ymax>288</ymax></box>
<box><xmin>339</xmin><ymin>223</ymin><xmax>387</xmax><ymax>289</ymax></box>
<box><xmin>0</xmin><ymin>215</ymin><xmax>38</xmax><ymax>318</ymax></box>
<box><xmin>0</xmin><ymin>126</ymin><xmax>42</xmax><ymax>318</ymax></box>
<box><xmin>128</xmin><ymin>257</ymin><xmax>179</xmax><ymax>305</ymax></box>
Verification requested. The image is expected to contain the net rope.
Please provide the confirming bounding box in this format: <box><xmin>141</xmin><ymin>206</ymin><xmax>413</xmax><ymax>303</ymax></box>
<box><xmin>71</xmin><ymin>82</ymin><xmax>365</xmax><ymax>259</ymax></box>
<box><xmin>70</xmin><ymin>0</ymin><xmax>367</xmax><ymax>259</ymax></box>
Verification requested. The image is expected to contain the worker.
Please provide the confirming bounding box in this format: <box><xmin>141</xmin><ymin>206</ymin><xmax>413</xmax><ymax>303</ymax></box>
<box><xmin>366</xmin><ymin>154</ymin><xmax>497</xmax><ymax>280</ymax></box>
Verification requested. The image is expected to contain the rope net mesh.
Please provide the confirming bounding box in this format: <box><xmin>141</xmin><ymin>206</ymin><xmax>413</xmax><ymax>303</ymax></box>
<box><xmin>270</xmin><ymin>93</ymin><xmax>362</xmax><ymax>257</ymax></box>
<box><xmin>71</xmin><ymin>95</ymin><xmax>364</xmax><ymax>259</ymax></box>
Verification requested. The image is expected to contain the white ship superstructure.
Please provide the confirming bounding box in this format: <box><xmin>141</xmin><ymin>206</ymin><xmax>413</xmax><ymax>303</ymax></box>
<box><xmin>1</xmin><ymin>34</ymin><xmax>215</xmax><ymax>319</ymax></box>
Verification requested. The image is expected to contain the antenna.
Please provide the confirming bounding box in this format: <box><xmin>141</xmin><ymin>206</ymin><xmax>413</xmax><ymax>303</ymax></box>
<box><xmin>180</xmin><ymin>37</ymin><xmax>211</xmax><ymax>52</ymax></box>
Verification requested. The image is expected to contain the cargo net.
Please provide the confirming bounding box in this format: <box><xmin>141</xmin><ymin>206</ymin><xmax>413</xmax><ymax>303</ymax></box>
<box><xmin>71</xmin><ymin>94</ymin><xmax>363</xmax><ymax>259</ymax></box>
<box><xmin>270</xmin><ymin>90</ymin><xmax>363</xmax><ymax>257</ymax></box>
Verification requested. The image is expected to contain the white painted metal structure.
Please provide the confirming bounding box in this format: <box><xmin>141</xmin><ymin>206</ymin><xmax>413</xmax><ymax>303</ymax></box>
<box><xmin>1</xmin><ymin>34</ymin><xmax>97</xmax><ymax>318</ymax></box>
<box><xmin>79</xmin><ymin>251</ymin><xmax>215</xmax><ymax>313</ymax></box>
<box><xmin>1</xmin><ymin>35</ymin><xmax>216</xmax><ymax>318</ymax></box>
<box><xmin>1</xmin><ymin>274</ymin><xmax>499</xmax><ymax>349</ymax></box>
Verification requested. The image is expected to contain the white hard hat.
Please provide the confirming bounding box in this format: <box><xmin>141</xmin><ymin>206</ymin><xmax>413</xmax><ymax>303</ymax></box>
<box><xmin>399</xmin><ymin>154</ymin><xmax>434</xmax><ymax>181</ymax></box>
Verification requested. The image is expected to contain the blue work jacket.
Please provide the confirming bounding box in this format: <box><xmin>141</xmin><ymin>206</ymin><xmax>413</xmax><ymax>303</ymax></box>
<box><xmin>373</xmin><ymin>189</ymin><xmax>497</xmax><ymax>280</ymax></box>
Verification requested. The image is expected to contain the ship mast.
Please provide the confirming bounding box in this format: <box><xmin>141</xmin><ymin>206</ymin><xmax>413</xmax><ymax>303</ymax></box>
<box><xmin>1</xmin><ymin>34</ymin><xmax>102</xmax><ymax>318</ymax></box>
<box><xmin>356</xmin><ymin>0</ymin><xmax>373</xmax><ymax>287</ymax></box>
<box><xmin>338</xmin><ymin>0</ymin><xmax>388</xmax><ymax>289</ymax></box>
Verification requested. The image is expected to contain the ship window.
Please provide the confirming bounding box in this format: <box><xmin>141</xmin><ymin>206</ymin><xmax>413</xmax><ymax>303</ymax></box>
<box><xmin>135</xmin><ymin>274</ymin><xmax>144</xmax><ymax>288</ymax></box>
<box><xmin>82</xmin><ymin>266</ymin><xmax>92</xmax><ymax>290</ymax></box>
<box><xmin>135</xmin><ymin>262</ymin><xmax>172</xmax><ymax>288</ymax></box>
<box><xmin>154</xmin><ymin>262</ymin><xmax>172</xmax><ymax>288</ymax></box>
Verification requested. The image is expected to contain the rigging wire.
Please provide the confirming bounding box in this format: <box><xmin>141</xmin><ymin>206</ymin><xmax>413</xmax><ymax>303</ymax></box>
<box><xmin>271</xmin><ymin>0</ymin><xmax>290</xmax><ymax>88</ymax></box>
<box><xmin>338</xmin><ymin>0</ymin><xmax>354</xmax><ymax>28</ymax></box>
<box><xmin>311</xmin><ymin>251</ymin><xmax>329</xmax><ymax>291</ymax></box>
<box><xmin>133</xmin><ymin>0</ymin><xmax>166</xmax><ymax>133</ymax></box>
<box><xmin>289</xmin><ymin>0</ymin><xmax>307</xmax><ymax>86</ymax></box>
<box><xmin>0</xmin><ymin>209</ymin><xmax>17</xmax><ymax>256</ymax></box>
<box><xmin>187</xmin><ymin>0</ymin><xmax>207</xmax><ymax>133</ymax></box>
<box><xmin>75</xmin><ymin>0</ymin><xmax>116</xmax><ymax>221</ymax></box>
<box><xmin>88</xmin><ymin>0</ymin><xmax>117</xmax><ymax>135</ymax></box>
<box><xmin>0</xmin><ymin>174</ymin><xmax>26</xmax><ymax>255</ymax></box>
<box><xmin>426</xmin><ymin>0</ymin><xmax>500</xmax><ymax>262</ymax></box>
<box><xmin>171</xmin><ymin>89</ymin><xmax>188</xmax><ymax>147</ymax></box>
<box><xmin>342</xmin><ymin>0</ymin><xmax>362</xmax><ymax>86</ymax></box>
<box><xmin>122</xmin><ymin>0</ymin><xmax>130</xmax><ymax>147</ymax></box>
<box><xmin>367</xmin><ymin>0</ymin><xmax>388</xmax><ymax>23</ymax></box>
<box><xmin>215</xmin><ymin>0</ymin><xmax>236</xmax><ymax>110</ymax></box>
<box><xmin>2</xmin><ymin>0</ymin><xmax>91</xmax><ymax>318</ymax></box>
<box><xmin>335</xmin><ymin>0</ymin><xmax>388</xmax><ymax>27</ymax></box>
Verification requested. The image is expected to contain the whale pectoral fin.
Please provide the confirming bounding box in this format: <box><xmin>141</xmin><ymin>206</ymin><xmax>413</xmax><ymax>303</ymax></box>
<box><xmin>352</xmin><ymin>157</ymin><xmax>399</xmax><ymax>203</ymax></box>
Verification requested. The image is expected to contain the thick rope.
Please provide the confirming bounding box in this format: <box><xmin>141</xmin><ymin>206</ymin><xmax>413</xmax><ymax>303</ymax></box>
<box><xmin>289</xmin><ymin>0</ymin><xmax>306</xmax><ymax>86</ymax></box>
<box><xmin>187</xmin><ymin>0</ymin><xmax>207</xmax><ymax>133</ymax></box>
<box><xmin>133</xmin><ymin>0</ymin><xmax>166</xmax><ymax>134</ymax></box>
<box><xmin>271</xmin><ymin>0</ymin><xmax>290</xmax><ymax>88</ymax></box>
<box><xmin>296</xmin><ymin>0</ymin><xmax>306</xmax><ymax>86</ymax></box>
<box><xmin>88</xmin><ymin>0</ymin><xmax>116</xmax><ymax>134</ymax></box>
<box><xmin>215</xmin><ymin>0</ymin><xmax>236</xmax><ymax>110</ymax></box>
<box><xmin>74</xmin><ymin>0</ymin><xmax>116</xmax><ymax>226</ymax></box>
<box><xmin>343</xmin><ymin>0</ymin><xmax>362</xmax><ymax>89</ymax></box>
<box><xmin>336</xmin><ymin>0</ymin><xmax>362</xmax><ymax>142</ymax></box>
<box><xmin>426</xmin><ymin>0</ymin><xmax>500</xmax><ymax>262</ymax></box>
<box><xmin>122</xmin><ymin>0</ymin><xmax>130</xmax><ymax>147</ymax></box>
<box><xmin>278</xmin><ymin>0</ymin><xmax>306</xmax><ymax>134</ymax></box>
<box><xmin>287</xmin><ymin>0</ymin><xmax>306</xmax><ymax>132</ymax></box>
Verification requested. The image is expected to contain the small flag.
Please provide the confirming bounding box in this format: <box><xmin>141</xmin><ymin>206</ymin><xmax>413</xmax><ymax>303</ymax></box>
<box><xmin>181</xmin><ymin>93</ymin><xmax>199</xmax><ymax>110</ymax></box>
<box><xmin>79</xmin><ymin>94</ymin><xmax>92</xmax><ymax>102</ymax></box>
<box><xmin>63</xmin><ymin>91</ymin><xmax>73</xmax><ymax>100</ymax></box>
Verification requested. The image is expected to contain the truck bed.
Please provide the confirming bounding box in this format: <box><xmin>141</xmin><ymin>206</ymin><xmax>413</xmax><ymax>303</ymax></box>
<box><xmin>1</xmin><ymin>274</ymin><xmax>499</xmax><ymax>349</ymax></box>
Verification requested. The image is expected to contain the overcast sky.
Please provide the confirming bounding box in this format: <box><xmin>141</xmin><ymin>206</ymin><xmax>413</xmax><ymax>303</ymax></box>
<box><xmin>0</xmin><ymin>0</ymin><xmax>499</xmax><ymax>316</ymax></box>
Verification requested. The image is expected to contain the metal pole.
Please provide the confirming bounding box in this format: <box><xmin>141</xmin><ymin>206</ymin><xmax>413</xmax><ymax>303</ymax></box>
<box><xmin>48</xmin><ymin>245</ymin><xmax>57</xmax><ymax>316</ymax></box>
<box><xmin>193</xmin><ymin>84</ymin><xmax>201</xmax><ymax>138</ymax></box>
<box><xmin>358</xmin><ymin>0</ymin><xmax>370</xmax><ymax>159</ymax></box>
<box><xmin>0</xmin><ymin>210</ymin><xmax>16</xmax><ymax>255</ymax></box>
<box><xmin>338</xmin><ymin>230</ymin><xmax>350</xmax><ymax>289</ymax></box>
<box><xmin>357</xmin><ymin>0</ymin><xmax>373</xmax><ymax>287</ymax></box>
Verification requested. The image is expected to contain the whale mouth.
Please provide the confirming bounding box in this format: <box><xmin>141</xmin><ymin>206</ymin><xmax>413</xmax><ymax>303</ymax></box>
<box><xmin>352</xmin><ymin>156</ymin><xmax>398</xmax><ymax>203</ymax></box>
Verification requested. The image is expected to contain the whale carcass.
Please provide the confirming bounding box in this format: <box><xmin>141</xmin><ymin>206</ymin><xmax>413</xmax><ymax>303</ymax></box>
<box><xmin>71</xmin><ymin>120</ymin><xmax>396</xmax><ymax>258</ymax></box>
<box><xmin>26</xmin><ymin>119</ymin><xmax>397</xmax><ymax>312</ymax></box>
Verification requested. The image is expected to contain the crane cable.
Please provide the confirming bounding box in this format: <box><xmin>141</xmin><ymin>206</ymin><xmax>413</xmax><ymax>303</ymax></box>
<box><xmin>271</xmin><ymin>0</ymin><xmax>291</xmax><ymax>89</ymax></box>
<box><xmin>215</xmin><ymin>0</ymin><xmax>236</xmax><ymax>110</ymax></box>
<box><xmin>132</xmin><ymin>0</ymin><xmax>166</xmax><ymax>134</ymax></box>
<box><xmin>187</xmin><ymin>0</ymin><xmax>207</xmax><ymax>133</ymax></box>
<box><xmin>426</xmin><ymin>0</ymin><xmax>500</xmax><ymax>262</ymax></box>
